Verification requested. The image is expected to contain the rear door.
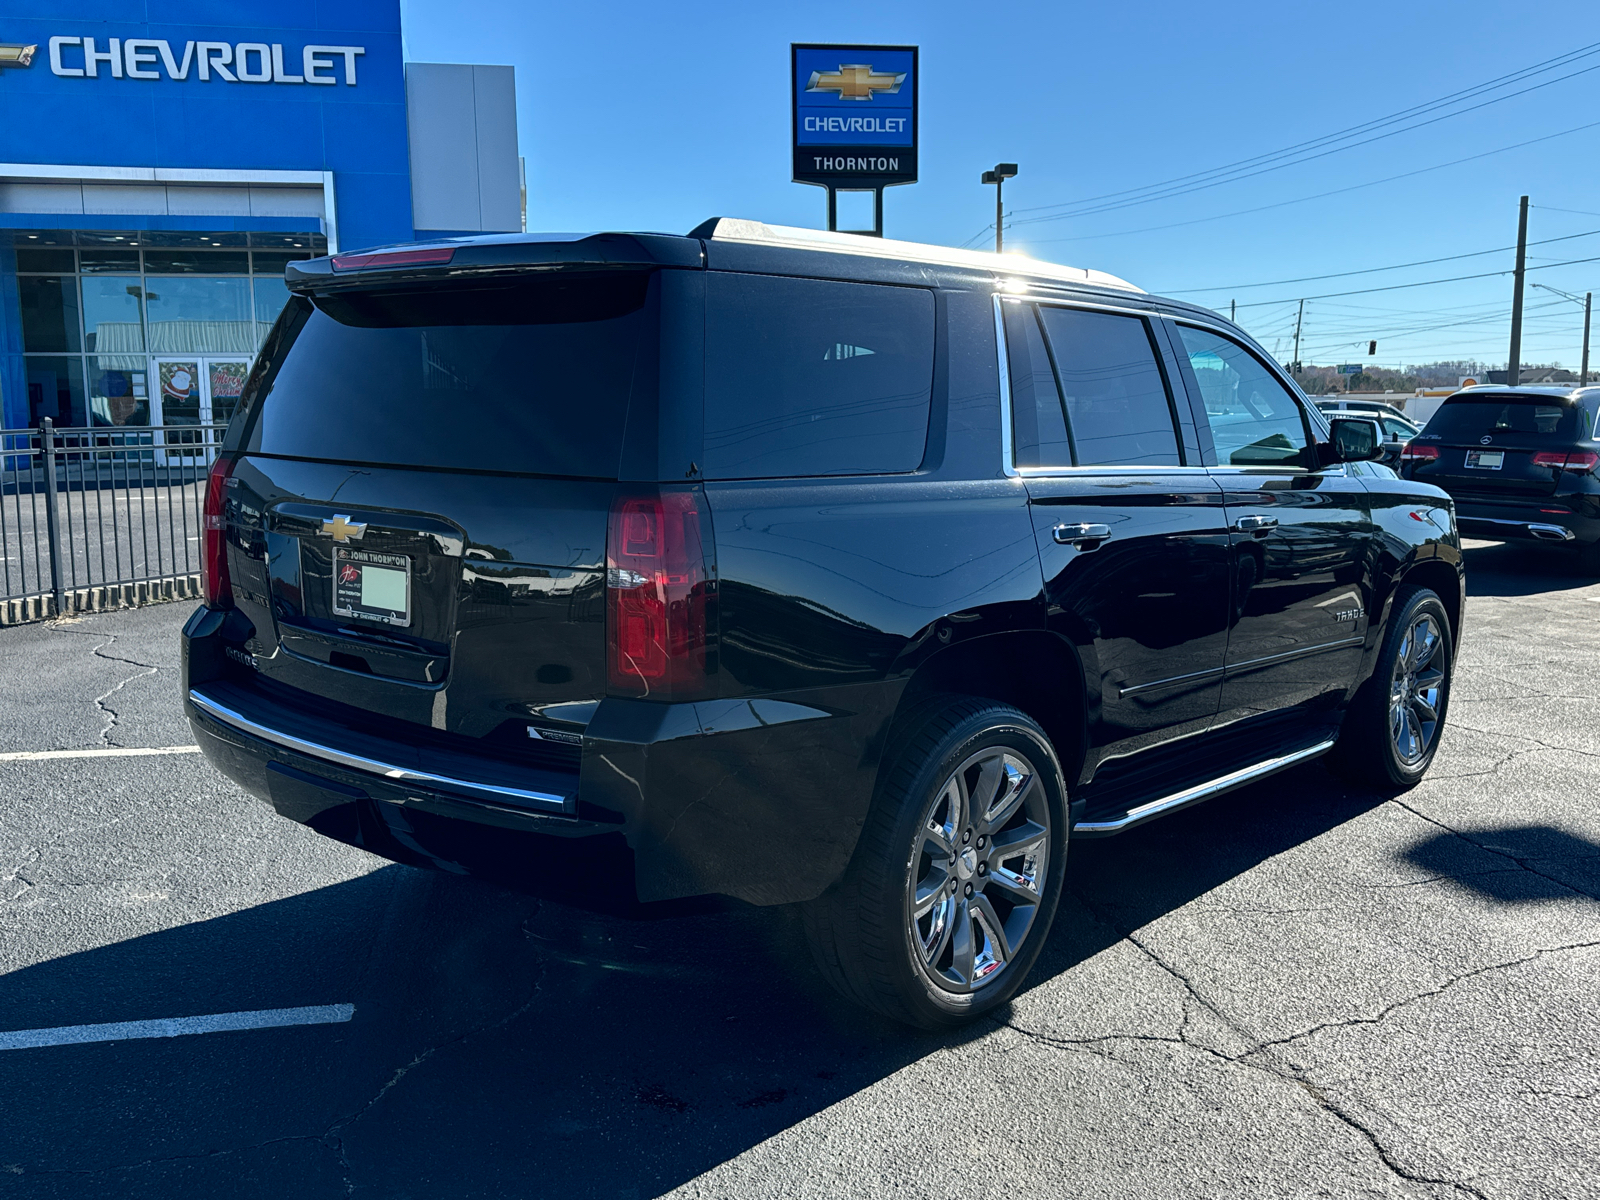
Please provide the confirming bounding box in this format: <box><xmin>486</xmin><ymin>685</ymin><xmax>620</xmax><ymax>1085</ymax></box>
<box><xmin>1172</xmin><ymin>323</ymin><xmax>1372</xmax><ymax>733</ymax></box>
<box><xmin>222</xmin><ymin>271</ymin><xmax>659</xmax><ymax>745</ymax></box>
<box><xmin>1005</xmin><ymin>298</ymin><xmax>1231</xmax><ymax>776</ymax></box>
<box><xmin>1410</xmin><ymin>394</ymin><xmax>1584</xmax><ymax>500</ymax></box>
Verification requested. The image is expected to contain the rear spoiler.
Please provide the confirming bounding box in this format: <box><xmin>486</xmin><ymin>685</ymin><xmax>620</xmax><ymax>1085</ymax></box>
<box><xmin>287</xmin><ymin>232</ymin><xmax>704</xmax><ymax>292</ymax></box>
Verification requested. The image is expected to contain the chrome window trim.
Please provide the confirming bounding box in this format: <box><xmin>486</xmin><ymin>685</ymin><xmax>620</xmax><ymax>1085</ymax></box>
<box><xmin>189</xmin><ymin>687</ymin><xmax>572</xmax><ymax>814</ymax></box>
<box><xmin>994</xmin><ymin>293</ymin><xmax>1018</xmax><ymax>477</ymax></box>
<box><xmin>1021</xmin><ymin>292</ymin><xmax>1173</xmax><ymax>322</ymax></box>
<box><xmin>997</xmin><ymin>291</ymin><xmax>1191</xmax><ymax>478</ymax></box>
<box><xmin>1015</xmin><ymin>465</ymin><xmax>1216</xmax><ymax>479</ymax></box>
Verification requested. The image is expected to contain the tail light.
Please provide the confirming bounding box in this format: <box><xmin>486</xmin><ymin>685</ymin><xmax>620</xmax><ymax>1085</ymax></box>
<box><xmin>201</xmin><ymin>455</ymin><xmax>236</xmax><ymax>608</ymax></box>
<box><xmin>1532</xmin><ymin>450</ymin><xmax>1599</xmax><ymax>473</ymax></box>
<box><xmin>606</xmin><ymin>487</ymin><xmax>714</xmax><ymax>699</ymax></box>
<box><xmin>1400</xmin><ymin>441</ymin><xmax>1439</xmax><ymax>463</ymax></box>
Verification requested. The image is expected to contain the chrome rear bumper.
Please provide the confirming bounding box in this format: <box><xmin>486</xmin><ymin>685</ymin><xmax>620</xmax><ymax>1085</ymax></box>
<box><xmin>188</xmin><ymin>687</ymin><xmax>571</xmax><ymax>813</ymax></box>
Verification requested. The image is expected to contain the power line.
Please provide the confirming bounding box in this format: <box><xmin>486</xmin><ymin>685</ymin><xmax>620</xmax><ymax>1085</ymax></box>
<box><xmin>1293</xmin><ymin>300</ymin><xmax>1569</xmax><ymax>353</ymax></box>
<box><xmin>1007</xmin><ymin>118</ymin><xmax>1600</xmax><ymax>248</ymax></box>
<box><xmin>1160</xmin><ymin>228</ymin><xmax>1600</xmax><ymax>295</ymax></box>
<box><xmin>1230</xmin><ymin>253</ymin><xmax>1600</xmax><ymax>310</ymax></box>
<box><xmin>1010</xmin><ymin>41</ymin><xmax>1600</xmax><ymax>219</ymax></box>
<box><xmin>1008</xmin><ymin>58</ymin><xmax>1600</xmax><ymax>224</ymax></box>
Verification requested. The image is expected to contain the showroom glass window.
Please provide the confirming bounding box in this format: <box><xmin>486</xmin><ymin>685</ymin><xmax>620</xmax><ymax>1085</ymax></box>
<box><xmin>3</xmin><ymin>233</ymin><xmax>320</xmax><ymax>428</ymax></box>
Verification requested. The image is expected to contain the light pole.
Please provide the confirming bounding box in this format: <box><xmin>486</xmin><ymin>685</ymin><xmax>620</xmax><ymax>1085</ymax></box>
<box><xmin>981</xmin><ymin>163</ymin><xmax>1018</xmax><ymax>254</ymax></box>
<box><xmin>1531</xmin><ymin>283</ymin><xmax>1593</xmax><ymax>384</ymax></box>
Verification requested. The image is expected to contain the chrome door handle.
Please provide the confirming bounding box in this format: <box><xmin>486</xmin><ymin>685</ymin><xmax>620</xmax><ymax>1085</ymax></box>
<box><xmin>1232</xmin><ymin>514</ymin><xmax>1278</xmax><ymax>533</ymax></box>
<box><xmin>1052</xmin><ymin>522</ymin><xmax>1112</xmax><ymax>547</ymax></box>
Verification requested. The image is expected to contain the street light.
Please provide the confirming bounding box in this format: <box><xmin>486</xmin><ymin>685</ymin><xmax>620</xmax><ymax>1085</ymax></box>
<box><xmin>1531</xmin><ymin>283</ymin><xmax>1593</xmax><ymax>384</ymax></box>
<box><xmin>981</xmin><ymin>163</ymin><xmax>1018</xmax><ymax>254</ymax></box>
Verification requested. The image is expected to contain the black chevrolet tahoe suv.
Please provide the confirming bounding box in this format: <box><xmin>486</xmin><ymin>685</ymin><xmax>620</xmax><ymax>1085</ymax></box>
<box><xmin>184</xmin><ymin>219</ymin><xmax>1464</xmax><ymax>1028</ymax></box>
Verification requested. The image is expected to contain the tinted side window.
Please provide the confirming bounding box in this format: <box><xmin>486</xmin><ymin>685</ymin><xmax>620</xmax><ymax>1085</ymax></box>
<box><xmin>1035</xmin><ymin>307</ymin><xmax>1180</xmax><ymax>467</ymax></box>
<box><xmin>703</xmin><ymin>274</ymin><xmax>933</xmax><ymax>479</ymax></box>
<box><xmin>1176</xmin><ymin>325</ymin><xmax>1310</xmax><ymax>467</ymax></box>
<box><xmin>1004</xmin><ymin>302</ymin><xmax>1072</xmax><ymax>470</ymax></box>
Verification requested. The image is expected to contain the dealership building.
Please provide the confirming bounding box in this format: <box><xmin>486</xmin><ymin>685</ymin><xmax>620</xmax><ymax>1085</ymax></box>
<box><xmin>0</xmin><ymin>1</ymin><xmax>522</xmax><ymax>430</ymax></box>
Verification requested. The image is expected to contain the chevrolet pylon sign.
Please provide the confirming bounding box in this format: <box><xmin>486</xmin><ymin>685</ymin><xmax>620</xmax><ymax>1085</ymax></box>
<box><xmin>792</xmin><ymin>43</ymin><xmax>917</xmax><ymax>189</ymax></box>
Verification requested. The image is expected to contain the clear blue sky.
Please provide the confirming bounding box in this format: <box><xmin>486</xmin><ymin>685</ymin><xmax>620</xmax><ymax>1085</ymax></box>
<box><xmin>401</xmin><ymin>0</ymin><xmax>1600</xmax><ymax>372</ymax></box>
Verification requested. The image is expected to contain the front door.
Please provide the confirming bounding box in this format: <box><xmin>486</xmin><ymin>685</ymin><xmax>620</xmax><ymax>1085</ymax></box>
<box><xmin>1004</xmin><ymin>299</ymin><xmax>1233</xmax><ymax>780</ymax></box>
<box><xmin>151</xmin><ymin>356</ymin><xmax>251</xmax><ymax>464</ymax></box>
<box><xmin>205</xmin><ymin>359</ymin><xmax>250</xmax><ymax>428</ymax></box>
<box><xmin>1171</xmin><ymin>324</ymin><xmax>1372</xmax><ymax>735</ymax></box>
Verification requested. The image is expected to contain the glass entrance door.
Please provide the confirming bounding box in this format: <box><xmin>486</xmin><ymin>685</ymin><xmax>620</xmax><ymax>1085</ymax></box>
<box><xmin>151</xmin><ymin>356</ymin><xmax>251</xmax><ymax>463</ymax></box>
<box><xmin>206</xmin><ymin>360</ymin><xmax>250</xmax><ymax>427</ymax></box>
<box><xmin>153</xmin><ymin>358</ymin><xmax>203</xmax><ymax>464</ymax></box>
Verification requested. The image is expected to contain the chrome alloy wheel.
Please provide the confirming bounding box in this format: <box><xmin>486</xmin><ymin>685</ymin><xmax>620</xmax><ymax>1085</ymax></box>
<box><xmin>905</xmin><ymin>747</ymin><xmax>1052</xmax><ymax>993</ymax></box>
<box><xmin>1389</xmin><ymin>611</ymin><xmax>1447</xmax><ymax>765</ymax></box>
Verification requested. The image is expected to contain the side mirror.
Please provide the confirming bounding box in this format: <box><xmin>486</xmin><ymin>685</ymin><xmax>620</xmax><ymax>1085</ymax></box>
<box><xmin>1322</xmin><ymin>417</ymin><xmax>1384</xmax><ymax>464</ymax></box>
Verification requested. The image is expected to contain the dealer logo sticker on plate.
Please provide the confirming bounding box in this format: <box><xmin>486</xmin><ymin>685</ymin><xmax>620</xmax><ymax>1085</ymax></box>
<box><xmin>333</xmin><ymin>547</ymin><xmax>412</xmax><ymax>626</ymax></box>
<box><xmin>1464</xmin><ymin>449</ymin><xmax>1504</xmax><ymax>470</ymax></box>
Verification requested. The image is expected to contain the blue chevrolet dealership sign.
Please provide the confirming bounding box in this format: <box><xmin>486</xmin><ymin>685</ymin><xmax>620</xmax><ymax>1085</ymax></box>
<box><xmin>791</xmin><ymin>44</ymin><xmax>918</xmax><ymax>188</ymax></box>
<box><xmin>0</xmin><ymin>0</ymin><xmax>412</xmax><ymax>251</ymax></box>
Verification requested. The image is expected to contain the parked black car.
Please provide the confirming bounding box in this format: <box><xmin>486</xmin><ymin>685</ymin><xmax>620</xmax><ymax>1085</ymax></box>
<box><xmin>1401</xmin><ymin>384</ymin><xmax>1600</xmax><ymax>572</ymax></box>
<box><xmin>183</xmin><ymin>220</ymin><xmax>1464</xmax><ymax>1028</ymax></box>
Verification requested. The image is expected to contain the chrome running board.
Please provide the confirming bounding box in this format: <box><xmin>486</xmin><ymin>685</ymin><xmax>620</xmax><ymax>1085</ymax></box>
<box><xmin>1073</xmin><ymin>738</ymin><xmax>1337</xmax><ymax>836</ymax></box>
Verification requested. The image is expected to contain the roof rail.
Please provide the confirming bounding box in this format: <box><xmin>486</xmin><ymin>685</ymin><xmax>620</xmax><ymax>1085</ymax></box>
<box><xmin>687</xmin><ymin>217</ymin><xmax>1142</xmax><ymax>293</ymax></box>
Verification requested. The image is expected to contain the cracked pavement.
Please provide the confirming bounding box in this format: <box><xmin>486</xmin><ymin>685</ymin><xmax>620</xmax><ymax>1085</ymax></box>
<box><xmin>1</xmin><ymin>537</ymin><xmax>1598</xmax><ymax>1198</ymax></box>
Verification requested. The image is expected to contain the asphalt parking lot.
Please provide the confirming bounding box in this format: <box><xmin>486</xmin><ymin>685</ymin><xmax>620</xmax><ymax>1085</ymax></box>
<box><xmin>1</xmin><ymin>537</ymin><xmax>1597</xmax><ymax>1200</ymax></box>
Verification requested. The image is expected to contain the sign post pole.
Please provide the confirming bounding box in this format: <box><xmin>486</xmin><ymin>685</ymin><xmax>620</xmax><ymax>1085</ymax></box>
<box><xmin>792</xmin><ymin>44</ymin><xmax>918</xmax><ymax>237</ymax></box>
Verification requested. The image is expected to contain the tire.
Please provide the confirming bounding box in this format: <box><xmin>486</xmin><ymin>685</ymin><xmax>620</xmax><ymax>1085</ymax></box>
<box><xmin>1331</xmin><ymin>586</ymin><xmax>1454</xmax><ymax>790</ymax></box>
<box><xmin>801</xmin><ymin>697</ymin><xmax>1069</xmax><ymax>1029</ymax></box>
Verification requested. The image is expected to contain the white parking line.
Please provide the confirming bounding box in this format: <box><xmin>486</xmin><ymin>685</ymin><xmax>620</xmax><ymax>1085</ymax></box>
<box><xmin>0</xmin><ymin>1004</ymin><xmax>355</xmax><ymax>1051</ymax></box>
<box><xmin>0</xmin><ymin>746</ymin><xmax>201</xmax><ymax>763</ymax></box>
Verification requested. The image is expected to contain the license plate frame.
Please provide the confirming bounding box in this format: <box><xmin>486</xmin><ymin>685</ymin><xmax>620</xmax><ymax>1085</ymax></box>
<box><xmin>332</xmin><ymin>546</ymin><xmax>412</xmax><ymax>627</ymax></box>
<box><xmin>1464</xmin><ymin>449</ymin><xmax>1505</xmax><ymax>470</ymax></box>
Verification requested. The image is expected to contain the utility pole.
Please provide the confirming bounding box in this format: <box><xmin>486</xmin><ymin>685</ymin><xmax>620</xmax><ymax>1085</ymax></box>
<box><xmin>1230</xmin><ymin>299</ymin><xmax>1236</xmax><ymax>323</ymax></box>
<box><xmin>981</xmin><ymin>163</ymin><xmax>1018</xmax><ymax>254</ymax></box>
<box><xmin>1292</xmin><ymin>299</ymin><xmax>1305</xmax><ymax>370</ymax></box>
<box><xmin>1507</xmin><ymin>195</ymin><xmax>1529</xmax><ymax>387</ymax></box>
<box><xmin>1583</xmin><ymin>292</ymin><xmax>1592</xmax><ymax>385</ymax></box>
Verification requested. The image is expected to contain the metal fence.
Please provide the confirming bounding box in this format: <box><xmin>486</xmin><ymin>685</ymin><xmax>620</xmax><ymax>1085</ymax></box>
<box><xmin>0</xmin><ymin>419</ymin><xmax>227</xmax><ymax>624</ymax></box>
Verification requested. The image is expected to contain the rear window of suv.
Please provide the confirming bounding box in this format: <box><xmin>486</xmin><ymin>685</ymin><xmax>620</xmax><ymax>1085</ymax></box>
<box><xmin>1426</xmin><ymin>395</ymin><xmax>1580</xmax><ymax>441</ymax></box>
<box><xmin>244</xmin><ymin>273</ymin><xmax>651</xmax><ymax>477</ymax></box>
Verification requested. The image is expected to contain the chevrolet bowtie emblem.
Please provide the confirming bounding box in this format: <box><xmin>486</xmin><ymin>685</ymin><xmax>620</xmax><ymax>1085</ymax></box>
<box><xmin>321</xmin><ymin>515</ymin><xmax>367</xmax><ymax>542</ymax></box>
<box><xmin>806</xmin><ymin>64</ymin><xmax>905</xmax><ymax>101</ymax></box>
<box><xmin>0</xmin><ymin>43</ymin><xmax>37</xmax><ymax>68</ymax></box>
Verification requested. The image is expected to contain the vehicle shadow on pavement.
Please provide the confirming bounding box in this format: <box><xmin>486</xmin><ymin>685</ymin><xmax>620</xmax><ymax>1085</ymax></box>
<box><xmin>1030</xmin><ymin>760</ymin><xmax>1388</xmax><ymax>986</ymax></box>
<box><xmin>1462</xmin><ymin>539</ymin><xmax>1597</xmax><ymax>597</ymax></box>
<box><xmin>0</xmin><ymin>761</ymin><xmax>1387</xmax><ymax>1199</ymax></box>
<box><xmin>1403</xmin><ymin>825</ymin><xmax>1600</xmax><ymax>903</ymax></box>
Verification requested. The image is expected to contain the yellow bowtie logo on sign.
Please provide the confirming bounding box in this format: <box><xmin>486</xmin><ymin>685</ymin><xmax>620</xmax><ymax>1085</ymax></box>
<box><xmin>806</xmin><ymin>64</ymin><xmax>904</xmax><ymax>101</ymax></box>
